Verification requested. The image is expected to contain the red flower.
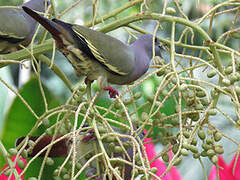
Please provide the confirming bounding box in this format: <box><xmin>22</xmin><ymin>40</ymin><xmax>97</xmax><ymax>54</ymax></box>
<box><xmin>0</xmin><ymin>156</ymin><xmax>26</xmax><ymax>180</ymax></box>
<box><xmin>209</xmin><ymin>154</ymin><xmax>240</xmax><ymax>180</ymax></box>
<box><xmin>144</xmin><ymin>134</ymin><xmax>181</xmax><ymax>179</ymax></box>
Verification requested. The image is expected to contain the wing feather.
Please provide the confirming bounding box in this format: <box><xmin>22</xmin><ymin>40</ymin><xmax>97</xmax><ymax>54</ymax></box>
<box><xmin>72</xmin><ymin>26</ymin><xmax>134</xmax><ymax>76</ymax></box>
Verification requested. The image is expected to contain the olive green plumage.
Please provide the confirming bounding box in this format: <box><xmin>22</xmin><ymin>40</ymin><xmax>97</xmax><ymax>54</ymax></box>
<box><xmin>22</xmin><ymin>6</ymin><xmax>163</xmax><ymax>98</ymax></box>
<box><xmin>0</xmin><ymin>0</ymin><xmax>49</xmax><ymax>53</ymax></box>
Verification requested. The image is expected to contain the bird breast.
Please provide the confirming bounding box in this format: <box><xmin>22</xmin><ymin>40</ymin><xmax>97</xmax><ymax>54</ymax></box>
<box><xmin>63</xmin><ymin>43</ymin><xmax>106</xmax><ymax>81</ymax></box>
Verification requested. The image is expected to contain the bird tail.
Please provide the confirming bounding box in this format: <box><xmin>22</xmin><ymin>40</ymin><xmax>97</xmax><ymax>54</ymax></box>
<box><xmin>22</xmin><ymin>6</ymin><xmax>63</xmax><ymax>42</ymax></box>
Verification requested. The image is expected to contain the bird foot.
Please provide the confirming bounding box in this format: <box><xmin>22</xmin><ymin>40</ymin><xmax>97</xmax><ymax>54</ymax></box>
<box><xmin>82</xmin><ymin>129</ymin><xmax>96</xmax><ymax>142</ymax></box>
<box><xmin>84</xmin><ymin>77</ymin><xmax>93</xmax><ymax>84</ymax></box>
<box><xmin>86</xmin><ymin>174</ymin><xmax>101</xmax><ymax>180</ymax></box>
<box><xmin>104</xmin><ymin>86</ymin><xmax>119</xmax><ymax>98</ymax></box>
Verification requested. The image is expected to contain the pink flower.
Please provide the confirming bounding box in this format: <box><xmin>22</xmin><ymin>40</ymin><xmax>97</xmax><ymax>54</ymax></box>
<box><xmin>209</xmin><ymin>154</ymin><xmax>240</xmax><ymax>180</ymax></box>
<box><xmin>0</xmin><ymin>156</ymin><xmax>26</xmax><ymax>180</ymax></box>
<box><xmin>144</xmin><ymin>131</ymin><xmax>181</xmax><ymax>180</ymax></box>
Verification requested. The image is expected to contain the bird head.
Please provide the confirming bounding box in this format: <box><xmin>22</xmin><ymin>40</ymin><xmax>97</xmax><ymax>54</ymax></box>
<box><xmin>153</xmin><ymin>36</ymin><xmax>163</xmax><ymax>58</ymax></box>
<box><xmin>22</xmin><ymin>0</ymin><xmax>50</xmax><ymax>12</ymax></box>
<box><xmin>137</xmin><ymin>34</ymin><xmax>163</xmax><ymax>59</ymax></box>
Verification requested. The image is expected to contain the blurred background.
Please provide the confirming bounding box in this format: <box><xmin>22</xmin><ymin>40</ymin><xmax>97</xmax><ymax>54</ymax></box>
<box><xmin>0</xmin><ymin>0</ymin><xmax>240</xmax><ymax>179</ymax></box>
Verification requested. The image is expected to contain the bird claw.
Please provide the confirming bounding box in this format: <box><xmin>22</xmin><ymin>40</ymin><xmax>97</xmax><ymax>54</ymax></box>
<box><xmin>84</xmin><ymin>77</ymin><xmax>93</xmax><ymax>85</ymax></box>
<box><xmin>85</xmin><ymin>78</ymin><xmax>119</xmax><ymax>98</ymax></box>
<box><xmin>86</xmin><ymin>174</ymin><xmax>101</xmax><ymax>180</ymax></box>
<box><xmin>104</xmin><ymin>86</ymin><xmax>119</xmax><ymax>98</ymax></box>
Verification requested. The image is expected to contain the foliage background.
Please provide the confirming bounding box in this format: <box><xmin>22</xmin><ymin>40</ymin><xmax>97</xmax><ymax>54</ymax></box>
<box><xmin>0</xmin><ymin>0</ymin><xmax>240</xmax><ymax>179</ymax></box>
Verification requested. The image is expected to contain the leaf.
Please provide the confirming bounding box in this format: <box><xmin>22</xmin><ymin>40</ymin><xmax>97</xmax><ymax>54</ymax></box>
<box><xmin>0</xmin><ymin>75</ymin><xmax>60</xmax><ymax>177</ymax></box>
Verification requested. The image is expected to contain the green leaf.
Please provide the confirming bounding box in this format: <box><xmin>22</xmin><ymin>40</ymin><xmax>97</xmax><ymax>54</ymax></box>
<box><xmin>0</xmin><ymin>75</ymin><xmax>60</xmax><ymax>177</ymax></box>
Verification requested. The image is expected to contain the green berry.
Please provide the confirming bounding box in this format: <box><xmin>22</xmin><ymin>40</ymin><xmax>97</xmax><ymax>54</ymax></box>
<box><xmin>207</xmin><ymin>70</ymin><xmax>217</xmax><ymax>78</ymax></box>
<box><xmin>76</xmin><ymin>162</ymin><xmax>82</xmax><ymax>170</ymax></box>
<box><xmin>17</xmin><ymin>159</ymin><xmax>25</xmax><ymax>169</ymax></box>
<box><xmin>124</xmin><ymin>98</ymin><xmax>132</xmax><ymax>105</ymax></box>
<box><xmin>214</xmin><ymin>132</ymin><xmax>222</xmax><ymax>141</ymax></box>
<box><xmin>208</xmin><ymin>109</ymin><xmax>217</xmax><ymax>116</ymax></box>
<box><xmin>46</xmin><ymin>157</ymin><xmax>54</xmax><ymax>166</ymax></box>
<box><xmin>147</xmin><ymin>95</ymin><xmax>154</xmax><ymax>102</ymax></box>
<box><xmin>224</xmin><ymin>66</ymin><xmax>233</xmax><ymax>75</ymax></box>
<box><xmin>187</xmin><ymin>90</ymin><xmax>195</xmax><ymax>98</ymax></box>
<box><xmin>215</xmin><ymin>146</ymin><xmax>224</xmax><ymax>154</ymax></box>
<box><xmin>211</xmin><ymin>155</ymin><xmax>218</xmax><ymax>164</ymax></box>
<box><xmin>123</xmin><ymin>141</ymin><xmax>132</xmax><ymax>148</ymax></box>
<box><xmin>134</xmin><ymin>92</ymin><xmax>142</xmax><ymax>99</ymax></box>
<box><xmin>135</xmin><ymin>153</ymin><xmax>141</xmax><ymax>162</ymax></box>
<box><xmin>166</xmin><ymin>7</ymin><xmax>176</xmax><ymax>15</ymax></box>
<box><xmin>206</xmin><ymin>138</ymin><xmax>214</xmax><ymax>145</ymax></box>
<box><xmin>9</xmin><ymin>148</ymin><xmax>18</xmax><ymax>156</ymax></box>
<box><xmin>178</xmin><ymin>85</ymin><xmax>186</xmax><ymax>91</ymax></box>
<box><xmin>106</xmin><ymin>136</ymin><xmax>116</xmax><ymax>143</ymax></box>
<box><xmin>151</xmin><ymin>167</ymin><xmax>158</xmax><ymax>173</ymax></box>
<box><xmin>131</xmin><ymin>169</ymin><xmax>139</xmax><ymax>177</ymax></box>
<box><xmin>61</xmin><ymin>167</ymin><xmax>67</xmax><ymax>175</ymax></box>
<box><xmin>235</xmin><ymin>86</ymin><xmax>240</xmax><ymax>95</ymax></box>
<box><xmin>42</xmin><ymin>118</ymin><xmax>50</xmax><ymax>126</ymax></box>
<box><xmin>157</xmin><ymin>69</ymin><xmax>166</xmax><ymax>76</ymax></box>
<box><xmin>114</xmin><ymin>102</ymin><xmax>121</xmax><ymax>109</ymax></box>
<box><xmin>28</xmin><ymin>177</ymin><xmax>38</xmax><ymax>180</ymax></box>
<box><xmin>174</xmin><ymin>158</ymin><xmax>182</xmax><ymax>166</ymax></box>
<box><xmin>114</xmin><ymin>146</ymin><xmax>123</xmax><ymax>153</ymax></box>
<box><xmin>222</xmin><ymin>78</ymin><xmax>231</xmax><ymax>86</ymax></box>
<box><xmin>141</xmin><ymin>112</ymin><xmax>149</xmax><ymax>121</ymax></box>
<box><xmin>191</xmin><ymin>138</ymin><xmax>198</xmax><ymax>146</ymax></box>
<box><xmin>181</xmin><ymin>148</ymin><xmax>189</xmax><ymax>156</ymax></box>
<box><xmin>108</xmin><ymin>142</ymin><xmax>115</xmax><ymax>153</ymax></box>
<box><xmin>162</xmin><ymin>89</ymin><xmax>168</xmax><ymax>96</ymax></box>
<box><xmin>162</xmin><ymin>153</ymin><xmax>169</xmax><ymax>162</ymax></box>
<box><xmin>201</xmin><ymin>151</ymin><xmax>208</xmax><ymax>157</ymax></box>
<box><xmin>183</xmin><ymin>131</ymin><xmax>190</xmax><ymax>138</ymax></box>
<box><xmin>196</xmin><ymin>91</ymin><xmax>206</xmax><ymax>98</ymax></box>
<box><xmin>175</xmin><ymin>105</ymin><xmax>181</xmax><ymax>113</ymax></box>
<box><xmin>28</xmin><ymin>140</ymin><xmax>35</xmax><ymax>147</ymax></box>
<box><xmin>182</xmin><ymin>143</ymin><xmax>190</xmax><ymax>150</ymax></box>
<box><xmin>202</xmin><ymin>143</ymin><xmax>212</xmax><ymax>150</ymax></box>
<box><xmin>198</xmin><ymin>130</ymin><xmax>206</xmax><ymax>140</ymax></box>
<box><xmin>21</xmin><ymin>149</ymin><xmax>28</xmax><ymax>159</ymax></box>
<box><xmin>195</xmin><ymin>104</ymin><xmax>204</xmax><ymax>110</ymax></box>
<box><xmin>63</xmin><ymin>174</ymin><xmax>70</xmax><ymax>179</ymax></box>
<box><xmin>193</xmin><ymin>153</ymin><xmax>200</xmax><ymax>159</ymax></box>
<box><xmin>207</xmin><ymin>149</ymin><xmax>215</xmax><ymax>157</ymax></box>
<box><xmin>172</xmin><ymin>144</ymin><xmax>179</xmax><ymax>154</ymax></box>
<box><xmin>200</xmin><ymin>98</ymin><xmax>210</xmax><ymax>106</ymax></box>
<box><xmin>53</xmin><ymin>169</ymin><xmax>60</xmax><ymax>176</ymax></box>
<box><xmin>189</xmin><ymin>145</ymin><xmax>198</xmax><ymax>153</ymax></box>
<box><xmin>230</xmin><ymin>74</ymin><xmax>238</xmax><ymax>83</ymax></box>
<box><xmin>98</xmin><ymin>126</ymin><xmax>107</xmax><ymax>134</ymax></box>
<box><xmin>46</xmin><ymin>128</ymin><xmax>52</xmax><ymax>136</ymax></box>
<box><xmin>79</xmin><ymin>85</ymin><xmax>86</xmax><ymax>92</ymax></box>
<box><xmin>207</xmin><ymin>129</ymin><xmax>213</xmax><ymax>135</ymax></box>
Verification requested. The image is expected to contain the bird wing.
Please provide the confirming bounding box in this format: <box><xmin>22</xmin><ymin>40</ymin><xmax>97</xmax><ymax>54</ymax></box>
<box><xmin>72</xmin><ymin>25</ymin><xmax>135</xmax><ymax>76</ymax></box>
<box><xmin>0</xmin><ymin>8</ymin><xmax>30</xmax><ymax>41</ymax></box>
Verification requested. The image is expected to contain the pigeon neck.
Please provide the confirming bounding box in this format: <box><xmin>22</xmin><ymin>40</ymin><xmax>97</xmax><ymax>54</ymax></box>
<box><xmin>133</xmin><ymin>39</ymin><xmax>153</xmax><ymax>59</ymax></box>
<box><xmin>128</xmin><ymin>43</ymin><xmax>152</xmax><ymax>82</ymax></box>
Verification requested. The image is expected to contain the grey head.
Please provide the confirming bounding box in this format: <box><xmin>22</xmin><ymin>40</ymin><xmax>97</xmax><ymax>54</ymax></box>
<box><xmin>118</xmin><ymin>34</ymin><xmax>162</xmax><ymax>84</ymax></box>
<box><xmin>131</xmin><ymin>34</ymin><xmax>162</xmax><ymax>59</ymax></box>
<box><xmin>21</xmin><ymin>0</ymin><xmax>50</xmax><ymax>11</ymax></box>
<box><xmin>21</xmin><ymin>0</ymin><xmax>50</xmax><ymax>39</ymax></box>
